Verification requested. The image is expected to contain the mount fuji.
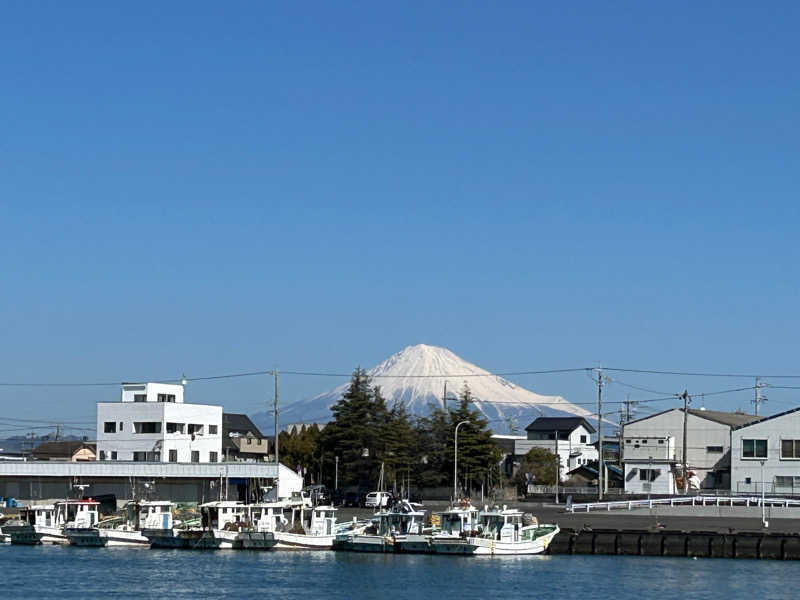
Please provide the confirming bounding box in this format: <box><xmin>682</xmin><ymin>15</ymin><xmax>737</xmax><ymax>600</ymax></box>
<box><xmin>254</xmin><ymin>344</ymin><xmax>593</xmax><ymax>434</ymax></box>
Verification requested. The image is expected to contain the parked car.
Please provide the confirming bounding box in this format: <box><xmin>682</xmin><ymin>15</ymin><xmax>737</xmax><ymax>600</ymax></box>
<box><xmin>303</xmin><ymin>484</ymin><xmax>331</xmax><ymax>506</ymax></box>
<box><xmin>364</xmin><ymin>491</ymin><xmax>392</xmax><ymax>509</ymax></box>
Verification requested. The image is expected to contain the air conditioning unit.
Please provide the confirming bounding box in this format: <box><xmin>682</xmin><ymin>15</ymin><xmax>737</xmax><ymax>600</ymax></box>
<box><xmin>642</xmin><ymin>483</ymin><xmax>652</xmax><ymax>492</ymax></box>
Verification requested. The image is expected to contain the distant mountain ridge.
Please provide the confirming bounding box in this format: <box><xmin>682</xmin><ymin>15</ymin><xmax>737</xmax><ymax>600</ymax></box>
<box><xmin>253</xmin><ymin>344</ymin><xmax>592</xmax><ymax>434</ymax></box>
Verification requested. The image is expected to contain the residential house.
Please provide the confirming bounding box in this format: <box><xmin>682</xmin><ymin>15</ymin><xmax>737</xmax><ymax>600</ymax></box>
<box><xmin>622</xmin><ymin>408</ymin><xmax>761</xmax><ymax>494</ymax></box>
<box><xmin>32</xmin><ymin>440</ymin><xmax>97</xmax><ymax>462</ymax></box>
<box><xmin>731</xmin><ymin>407</ymin><xmax>800</xmax><ymax>494</ymax></box>
<box><xmin>223</xmin><ymin>413</ymin><xmax>272</xmax><ymax>462</ymax></box>
<box><xmin>522</xmin><ymin>417</ymin><xmax>598</xmax><ymax>481</ymax></box>
<box><xmin>96</xmin><ymin>382</ymin><xmax>222</xmax><ymax>463</ymax></box>
<box><xmin>566</xmin><ymin>461</ymin><xmax>624</xmax><ymax>488</ymax></box>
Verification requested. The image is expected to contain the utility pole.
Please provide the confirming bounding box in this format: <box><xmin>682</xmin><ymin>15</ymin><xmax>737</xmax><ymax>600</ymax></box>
<box><xmin>753</xmin><ymin>377</ymin><xmax>767</xmax><ymax>416</ymax></box>
<box><xmin>681</xmin><ymin>390</ymin><xmax>690</xmax><ymax>494</ymax></box>
<box><xmin>268</xmin><ymin>369</ymin><xmax>279</xmax><ymax>498</ymax></box>
<box><xmin>594</xmin><ymin>368</ymin><xmax>605</xmax><ymax>501</ymax></box>
<box><xmin>554</xmin><ymin>430</ymin><xmax>559</xmax><ymax>504</ymax></box>
<box><xmin>443</xmin><ymin>381</ymin><xmax>447</xmax><ymax>410</ymax></box>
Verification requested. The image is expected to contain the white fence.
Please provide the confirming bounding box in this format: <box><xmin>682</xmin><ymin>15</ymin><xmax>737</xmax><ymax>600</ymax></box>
<box><xmin>568</xmin><ymin>495</ymin><xmax>800</xmax><ymax>513</ymax></box>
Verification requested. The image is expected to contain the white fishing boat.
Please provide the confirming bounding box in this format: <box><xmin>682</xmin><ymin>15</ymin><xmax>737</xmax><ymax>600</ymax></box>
<box><xmin>63</xmin><ymin>499</ymin><xmax>105</xmax><ymax>546</ymax></box>
<box><xmin>10</xmin><ymin>500</ymin><xmax>101</xmax><ymax>545</ymax></box>
<box><xmin>235</xmin><ymin>502</ymin><xmax>283</xmax><ymax>550</ymax></box>
<box><xmin>91</xmin><ymin>501</ymin><xmax>176</xmax><ymax>547</ymax></box>
<box><xmin>274</xmin><ymin>504</ymin><xmax>339</xmax><ymax>549</ymax></box>
<box><xmin>333</xmin><ymin>498</ymin><xmax>425</xmax><ymax>553</ymax></box>
<box><xmin>3</xmin><ymin>505</ymin><xmax>50</xmax><ymax>544</ymax></box>
<box><xmin>465</xmin><ymin>505</ymin><xmax>559</xmax><ymax>555</ymax></box>
<box><xmin>429</xmin><ymin>500</ymin><xmax>481</xmax><ymax>555</ymax></box>
<box><xmin>194</xmin><ymin>501</ymin><xmax>249</xmax><ymax>549</ymax></box>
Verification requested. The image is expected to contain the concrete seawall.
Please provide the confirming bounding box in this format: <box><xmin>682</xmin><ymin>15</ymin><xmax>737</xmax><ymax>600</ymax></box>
<box><xmin>548</xmin><ymin>528</ymin><xmax>800</xmax><ymax>560</ymax></box>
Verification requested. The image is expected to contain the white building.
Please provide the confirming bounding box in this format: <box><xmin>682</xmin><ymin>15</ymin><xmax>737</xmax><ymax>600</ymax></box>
<box><xmin>620</xmin><ymin>435</ymin><xmax>677</xmax><ymax>495</ymax></box>
<box><xmin>96</xmin><ymin>383</ymin><xmax>222</xmax><ymax>464</ymax></box>
<box><xmin>731</xmin><ymin>407</ymin><xmax>800</xmax><ymax>494</ymax></box>
<box><xmin>522</xmin><ymin>417</ymin><xmax>598</xmax><ymax>481</ymax></box>
<box><xmin>622</xmin><ymin>408</ymin><xmax>761</xmax><ymax>493</ymax></box>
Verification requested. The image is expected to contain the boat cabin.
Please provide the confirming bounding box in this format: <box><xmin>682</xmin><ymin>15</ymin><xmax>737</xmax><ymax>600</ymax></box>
<box><xmin>21</xmin><ymin>505</ymin><xmax>56</xmax><ymax>528</ymax></box>
<box><xmin>247</xmin><ymin>502</ymin><xmax>288</xmax><ymax>533</ymax></box>
<box><xmin>308</xmin><ymin>507</ymin><xmax>337</xmax><ymax>537</ymax></box>
<box><xmin>200</xmin><ymin>501</ymin><xmax>246</xmax><ymax>531</ymax></box>
<box><xmin>136</xmin><ymin>501</ymin><xmax>174</xmax><ymax>530</ymax></box>
<box><xmin>56</xmin><ymin>499</ymin><xmax>100</xmax><ymax>529</ymax></box>
<box><xmin>378</xmin><ymin>501</ymin><xmax>425</xmax><ymax>536</ymax></box>
<box><xmin>436</xmin><ymin>504</ymin><xmax>479</xmax><ymax>536</ymax></box>
<box><xmin>478</xmin><ymin>506</ymin><xmax>525</xmax><ymax>542</ymax></box>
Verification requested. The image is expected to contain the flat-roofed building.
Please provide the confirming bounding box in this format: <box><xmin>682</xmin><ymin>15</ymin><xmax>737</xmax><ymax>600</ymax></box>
<box><xmin>96</xmin><ymin>383</ymin><xmax>222</xmax><ymax>464</ymax></box>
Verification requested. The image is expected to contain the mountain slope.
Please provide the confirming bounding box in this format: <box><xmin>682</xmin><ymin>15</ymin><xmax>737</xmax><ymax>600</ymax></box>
<box><xmin>254</xmin><ymin>344</ymin><xmax>593</xmax><ymax>434</ymax></box>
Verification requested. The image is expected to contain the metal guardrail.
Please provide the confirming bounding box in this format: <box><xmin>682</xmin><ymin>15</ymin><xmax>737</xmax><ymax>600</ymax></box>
<box><xmin>568</xmin><ymin>495</ymin><xmax>800</xmax><ymax>513</ymax></box>
<box><xmin>527</xmin><ymin>486</ymin><xmax>625</xmax><ymax>496</ymax></box>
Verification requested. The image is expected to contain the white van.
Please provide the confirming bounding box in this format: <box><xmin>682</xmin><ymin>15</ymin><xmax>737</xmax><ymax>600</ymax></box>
<box><xmin>364</xmin><ymin>492</ymin><xmax>392</xmax><ymax>509</ymax></box>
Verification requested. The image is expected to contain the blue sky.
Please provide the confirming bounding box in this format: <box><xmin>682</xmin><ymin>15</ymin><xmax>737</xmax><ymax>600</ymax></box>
<box><xmin>2</xmin><ymin>2</ymin><xmax>800</xmax><ymax>436</ymax></box>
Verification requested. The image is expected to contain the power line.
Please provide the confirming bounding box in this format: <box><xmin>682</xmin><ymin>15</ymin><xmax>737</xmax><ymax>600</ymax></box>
<box><xmin>603</xmin><ymin>367</ymin><xmax>800</xmax><ymax>379</ymax></box>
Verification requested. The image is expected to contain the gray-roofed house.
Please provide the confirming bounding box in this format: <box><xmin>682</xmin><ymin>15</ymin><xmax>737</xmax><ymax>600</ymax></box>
<box><xmin>621</xmin><ymin>408</ymin><xmax>762</xmax><ymax>494</ymax></box>
<box><xmin>520</xmin><ymin>416</ymin><xmax>598</xmax><ymax>481</ymax></box>
<box><xmin>730</xmin><ymin>406</ymin><xmax>800</xmax><ymax>495</ymax></box>
<box><xmin>222</xmin><ymin>413</ymin><xmax>273</xmax><ymax>462</ymax></box>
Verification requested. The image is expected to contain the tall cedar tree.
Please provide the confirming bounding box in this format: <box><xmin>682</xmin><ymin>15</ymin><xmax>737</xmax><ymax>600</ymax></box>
<box><xmin>448</xmin><ymin>384</ymin><xmax>503</xmax><ymax>496</ymax></box>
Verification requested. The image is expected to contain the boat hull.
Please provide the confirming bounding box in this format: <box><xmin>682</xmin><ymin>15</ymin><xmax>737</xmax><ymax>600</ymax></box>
<box><xmin>333</xmin><ymin>534</ymin><xmax>393</xmax><ymax>553</ymax></box>
<box><xmin>143</xmin><ymin>528</ymin><xmax>204</xmax><ymax>549</ymax></box>
<box><xmin>429</xmin><ymin>537</ymin><xmax>476</xmax><ymax>555</ymax></box>
<box><xmin>66</xmin><ymin>527</ymin><xmax>108</xmax><ymax>547</ymax></box>
<box><xmin>239</xmin><ymin>531</ymin><xmax>278</xmax><ymax>550</ymax></box>
<box><xmin>3</xmin><ymin>524</ymin><xmax>43</xmax><ymax>545</ymax></box>
<box><xmin>100</xmin><ymin>529</ymin><xmax>150</xmax><ymax>547</ymax></box>
<box><xmin>467</xmin><ymin>527</ymin><xmax>559</xmax><ymax>555</ymax></box>
<box><xmin>36</xmin><ymin>525</ymin><xmax>68</xmax><ymax>545</ymax></box>
<box><xmin>393</xmin><ymin>534</ymin><xmax>431</xmax><ymax>554</ymax></box>
<box><xmin>274</xmin><ymin>531</ymin><xmax>333</xmax><ymax>550</ymax></box>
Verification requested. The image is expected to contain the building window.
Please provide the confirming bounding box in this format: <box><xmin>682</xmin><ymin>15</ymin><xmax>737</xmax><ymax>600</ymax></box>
<box><xmin>775</xmin><ymin>476</ymin><xmax>800</xmax><ymax>488</ymax></box>
<box><xmin>580</xmin><ymin>435</ymin><xmax>587</xmax><ymax>443</ymax></box>
<box><xmin>209</xmin><ymin>425</ymin><xmax>218</xmax><ymax>435</ymax></box>
<box><xmin>742</xmin><ymin>439</ymin><xmax>768</xmax><ymax>459</ymax></box>
<box><xmin>169</xmin><ymin>450</ymin><xmax>178</xmax><ymax>462</ymax></box>
<box><xmin>641</xmin><ymin>440</ymin><xmax>648</xmax><ymax>444</ymax></box>
<box><xmin>134</xmin><ymin>422</ymin><xmax>162</xmax><ymax>434</ymax></box>
<box><xmin>639</xmin><ymin>469</ymin><xmax>658</xmax><ymax>481</ymax></box>
<box><xmin>188</xmin><ymin>424</ymin><xmax>204</xmax><ymax>436</ymax></box>
<box><xmin>111</xmin><ymin>451</ymin><xmax>117</xmax><ymax>460</ymax></box>
<box><xmin>104</xmin><ymin>422</ymin><xmax>117</xmax><ymax>434</ymax></box>
<box><xmin>247</xmin><ymin>437</ymin><xmax>252</xmax><ymax>445</ymax></box>
<box><xmin>134</xmin><ymin>394</ymin><xmax>147</xmax><ymax>402</ymax></box>
<box><xmin>658</xmin><ymin>440</ymin><xmax>664</xmax><ymax>444</ymax></box>
<box><xmin>157</xmin><ymin>393</ymin><xmax>176</xmax><ymax>403</ymax></box>
<box><xmin>745</xmin><ymin>477</ymin><xmax>752</xmax><ymax>485</ymax></box>
<box><xmin>133</xmin><ymin>452</ymin><xmax>148</xmax><ymax>462</ymax></box>
<box><xmin>166</xmin><ymin>422</ymin><xmax>185</xmax><ymax>434</ymax></box>
<box><xmin>191</xmin><ymin>451</ymin><xmax>200</xmax><ymax>463</ymax></box>
<box><xmin>210</xmin><ymin>452</ymin><xmax>218</xmax><ymax>463</ymax></box>
<box><xmin>781</xmin><ymin>440</ymin><xmax>800</xmax><ymax>459</ymax></box>
<box><xmin>119</xmin><ymin>422</ymin><xmax>124</xmax><ymax>431</ymax></box>
<box><xmin>707</xmin><ymin>446</ymin><xmax>724</xmax><ymax>453</ymax></box>
<box><xmin>625</xmin><ymin>439</ymin><xmax>631</xmax><ymax>444</ymax></box>
<box><xmin>99</xmin><ymin>450</ymin><xmax>106</xmax><ymax>460</ymax></box>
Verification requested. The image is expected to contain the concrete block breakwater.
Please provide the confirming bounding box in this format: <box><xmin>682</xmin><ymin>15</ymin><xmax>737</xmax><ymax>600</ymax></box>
<box><xmin>548</xmin><ymin>528</ymin><xmax>800</xmax><ymax>560</ymax></box>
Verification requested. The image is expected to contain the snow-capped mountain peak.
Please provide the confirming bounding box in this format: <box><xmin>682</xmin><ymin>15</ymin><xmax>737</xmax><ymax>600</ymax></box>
<box><xmin>256</xmin><ymin>344</ymin><xmax>592</xmax><ymax>433</ymax></box>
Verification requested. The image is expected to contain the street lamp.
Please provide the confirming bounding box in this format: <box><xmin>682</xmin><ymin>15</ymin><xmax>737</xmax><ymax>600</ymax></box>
<box><xmin>454</xmin><ymin>421</ymin><xmax>470</xmax><ymax>501</ymax></box>
<box><xmin>335</xmin><ymin>456</ymin><xmax>339</xmax><ymax>492</ymax></box>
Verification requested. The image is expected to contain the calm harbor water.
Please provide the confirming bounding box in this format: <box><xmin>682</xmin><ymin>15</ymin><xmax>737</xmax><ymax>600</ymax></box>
<box><xmin>2</xmin><ymin>545</ymin><xmax>799</xmax><ymax>600</ymax></box>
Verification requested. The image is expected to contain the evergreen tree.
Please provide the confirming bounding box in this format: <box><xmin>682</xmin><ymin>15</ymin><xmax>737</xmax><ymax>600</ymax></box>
<box><xmin>449</xmin><ymin>384</ymin><xmax>503</xmax><ymax>497</ymax></box>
